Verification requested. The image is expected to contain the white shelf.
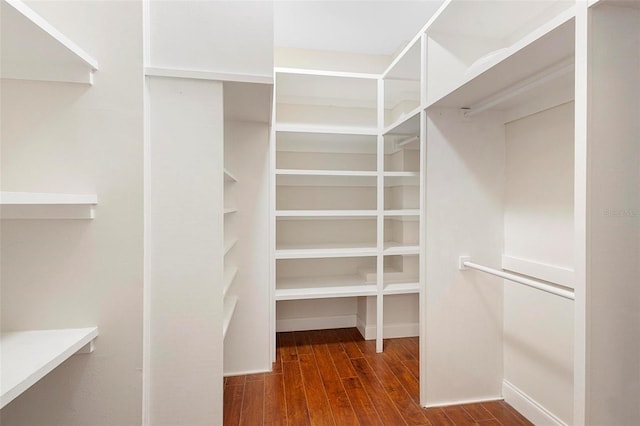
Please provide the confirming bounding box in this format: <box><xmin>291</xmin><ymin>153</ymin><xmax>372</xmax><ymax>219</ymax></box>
<box><xmin>1</xmin><ymin>327</ymin><xmax>98</xmax><ymax>408</ymax></box>
<box><xmin>276</xmin><ymin>132</ymin><xmax>377</xmax><ymax>155</ymax></box>
<box><xmin>223</xmin><ymin>296</ymin><xmax>239</xmax><ymax>338</ymax></box>
<box><xmin>428</xmin><ymin>9</ymin><xmax>575</xmax><ymax>111</ymax></box>
<box><xmin>383</xmin><ymin>282</ymin><xmax>420</xmax><ymax>295</ymax></box>
<box><xmin>276</xmin><ymin>210</ymin><xmax>377</xmax><ymax>218</ymax></box>
<box><xmin>276</xmin><ymin>275</ymin><xmax>376</xmax><ymax>301</ymax></box>
<box><xmin>276</xmin><ymin>242</ymin><xmax>377</xmax><ymax>259</ymax></box>
<box><xmin>274</xmin><ymin>67</ymin><xmax>379</xmax><ymax>80</ymax></box>
<box><xmin>224</xmin><ymin>169</ymin><xmax>238</xmax><ymax>183</ymax></box>
<box><xmin>224</xmin><ymin>237</ymin><xmax>238</xmax><ymax>256</ymax></box>
<box><xmin>223</xmin><ymin>266</ymin><xmax>239</xmax><ymax>297</ymax></box>
<box><xmin>276</xmin><ymin>173</ymin><xmax>377</xmax><ymax>188</ymax></box>
<box><xmin>276</xmin><ymin>169</ymin><xmax>377</xmax><ymax>177</ymax></box>
<box><xmin>1</xmin><ymin>0</ymin><xmax>98</xmax><ymax>84</ymax></box>
<box><xmin>383</xmin><ymin>106</ymin><xmax>423</xmax><ymax>136</ymax></box>
<box><xmin>384</xmin><ymin>172</ymin><xmax>420</xmax><ymax>188</ymax></box>
<box><xmin>383</xmin><ymin>241</ymin><xmax>420</xmax><ymax>255</ymax></box>
<box><xmin>384</xmin><ymin>209</ymin><xmax>420</xmax><ymax>217</ymax></box>
<box><xmin>274</xmin><ymin>123</ymin><xmax>378</xmax><ymax>136</ymax></box>
<box><xmin>0</xmin><ymin>192</ymin><xmax>98</xmax><ymax>219</ymax></box>
<box><xmin>224</xmin><ymin>207</ymin><xmax>238</xmax><ymax>215</ymax></box>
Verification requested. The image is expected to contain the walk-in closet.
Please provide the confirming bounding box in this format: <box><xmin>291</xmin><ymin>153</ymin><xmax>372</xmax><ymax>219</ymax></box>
<box><xmin>1</xmin><ymin>0</ymin><xmax>638</xmax><ymax>425</ymax></box>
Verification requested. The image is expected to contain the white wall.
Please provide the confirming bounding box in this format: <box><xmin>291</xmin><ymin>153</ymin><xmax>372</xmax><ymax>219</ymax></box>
<box><xmin>0</xmin><ymin>1</ymin><xmax>144</xmax><ymax>424</ymax></box>
<box><xmin>223</xmin><ymin>120</ymin><xmax>271</xmax><ymax>376</ymax></box>
<box><xmin>502</xmin><ymin>103</ymin><xmax>574</xmax><ymax>425</ymax></box>
<box><xmin>148</xmin><ymin>0</ymin><xmax>273</xmax><ymax>78</ymax></box>
<box><xmin>587</xmin><ymin>3</ymin><xmax>640</xmax><ymax>424</ymax></box>
<box><xmin>147</xmin><ymin>77</ymin><xmax>224</xmax><ymax>425</ymax></box>
<box><xmin>424</xmin><ymin>108</ymin><xmax>505</xmax><ymax>405</ymax></box>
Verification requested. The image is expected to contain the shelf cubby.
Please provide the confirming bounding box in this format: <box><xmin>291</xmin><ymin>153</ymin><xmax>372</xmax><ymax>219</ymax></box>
<box><xmin>1</xmin><ymin>0</ymin><xmax>98</xmax><ymax>84</ymax></box>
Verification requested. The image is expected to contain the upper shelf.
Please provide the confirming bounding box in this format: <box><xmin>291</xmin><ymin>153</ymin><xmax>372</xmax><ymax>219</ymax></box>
<box><xmin>1</xmin><ymin>327</ymin><xmax>98</xmax><ymax>408</ymax></box>
<box><xmin>426</xmin><ymin>3</ymin><xmax>575</xmax><ymax>112</ymax></box>
<box><xmin>1</xmin><ymin>0</ymin><xmax>98</xmax><ymax>84</ymax></box>
<box><xmin>0</xmin><ymin>191</ymin><xmax>98</xmax><ymax>219</ymax></box>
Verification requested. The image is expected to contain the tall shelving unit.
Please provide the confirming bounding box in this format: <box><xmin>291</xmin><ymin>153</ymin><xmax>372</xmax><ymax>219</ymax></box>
<box><xmin>0</xmin><ymin>0</ymin><xmax>99</xmax><ymax>409</ymax></box>
<box><xmin>272</xmin><ymin>36</ymin><xmax>425</xmax><ymax>353</ymax></box>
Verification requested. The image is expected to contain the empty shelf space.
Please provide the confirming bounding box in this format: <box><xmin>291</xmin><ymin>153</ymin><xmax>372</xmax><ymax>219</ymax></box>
<box><xmin>276</xmin><ymin>173</ymin><xmax>377</xmax><ymax>188</ymax></box>
<box><xmin>224</xmin><ymin>168</ymin><xmax>238</xmax><ymax>183</ymax></box>
<box><xmin>1</xmin><ymin>327</ymin><xmax>98</xmax><ymax>408</ymax></box>
<box><xmin>223</xmin><ymin>266</ymin><xmax>239</xmax><ymax>297</ymax></box>
<box><xmin>383</xmin><ymin>282</ymin><xmax>420</xmax><ymax>295</ymax></box>
<box><xmin>223</xmin><ymin>296</ymin><xmax>239</xmax><ymax>338</ymax></box>
<box><xmin>1</xmin><ymin>0</ymin><xmax>98</xmax><ymax>84</ymax></box>
<box><xmin>276</xmin><ymin>243</ymin><xmax>378</xmax><ymax>259</ymax></box>
<box><xmin>276</xmin><ymin>275</ymin><xmax>376</xmax><ymax>300</ymax></box>
<box><xmin>0</xmin><ymin>192</ymin><xmax>98</xmax><ymax>219</ymax></box>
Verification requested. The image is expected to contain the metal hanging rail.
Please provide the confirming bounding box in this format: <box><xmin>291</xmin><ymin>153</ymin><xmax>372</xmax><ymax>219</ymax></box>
<box><xmin>458</xmin><ymin>256</ymin><xmax>575</xmax><ymax>300</ymax></box>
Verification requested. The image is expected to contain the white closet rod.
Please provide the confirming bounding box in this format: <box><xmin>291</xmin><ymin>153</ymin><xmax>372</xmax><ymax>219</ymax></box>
<box><xmin>463</xmin><ymin>57</ymin><xmax>575</xmax><ymax>118</ymax></box>
<box><xmin>458</xmin><ymin>256</ymin><xmax>575</xmax><ymax>300</ymax></box>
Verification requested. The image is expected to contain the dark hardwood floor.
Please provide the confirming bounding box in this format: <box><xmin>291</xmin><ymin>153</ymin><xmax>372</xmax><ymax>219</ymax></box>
<box><xmin>224</xmin><ymin>328</ymin><xmax>532</xmax><ymax>426</ymax></box>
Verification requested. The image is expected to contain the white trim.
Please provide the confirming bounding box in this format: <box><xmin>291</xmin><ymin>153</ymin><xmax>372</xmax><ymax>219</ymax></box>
<box><xmin>275</xmin><ymin>315</ymin><xmax>357</xmax><ymax>332</ymax></box>
<box><xmin>502</xmin><ymin>380</ymin><xmax>567</xmax><ymax>426</ymax></box>
<box><xmin>274</xmin><ymin>67</ymin><xmax>379</xmax><ymax>80</ymax></box>
<box><xmin>502</xmin><ymin>255</ymin><xmax>574</xmax><ymax>288</ymax></box>
<box><xmin>144</xmin><ymin>67</ymin><xmax>273</xmax><ymax>84</ymax></box>
<box><xmin>224</xmin><ymin>368</ymin><xmax>271</xmax><ymax>378</ymax></box>
<box><xmin>423</xmin><ymin>396</ymin><xmax>503</xmax><ymax>409</ymax></box>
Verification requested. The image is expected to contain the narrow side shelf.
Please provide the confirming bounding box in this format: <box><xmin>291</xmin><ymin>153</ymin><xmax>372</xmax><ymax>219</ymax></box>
<box><xmin>223</xmin><ymin>266</ymin><xmax>239</xmax><ymax>297</ymax></box>
<box><xmin>274</xmin><ymin>124</ymin><xmax>378</xmax><ymax>136</ymax></box>
<box><xmin>384</xmin><ymin>209</ymin><xmax>420</xmax><ymax>217</ymax></box>
<box><xmin>223</xmin><ymin>296</ymin><xmax>239</xmax><ymax>338</ymax></box>
<box><xmin>276</xmin><ymin>275</ymin><xmax>377</xmax><ymax>301</ymax></box>
<box><xmin>0</xmin><ymin>192</ymin><xmax>98</xmax><ymax>219</ymax></box>
<box><xmin>224</xmin><ymin>207</ymin><xmax>238</xmax><ymax>215</ymax></box>
<box><xmin>383</xmin><ymin>242</ymin><xmax>420</xmax><ymax>255</ymax></box>
<box><xmin>383</xmin><ymin>282</ymin><xmax>420</xmax><ymax>295</ymax></box>
<box><xmin>1</xmin><ymin>327</ymin><xmax>98</xmax><ymax>408</ymax></box>
<box><xmin>1</xmin><ymin>0</ymin><xmax>98</xmax><ymax>84</ymax></box>
<box><xmin>224</xmin><ymin>237</ymin><xmax>238</xmax><ymax>256</ymax></box>
<box><xmin>276</xmin><ymin>210</ymin><xmax>377</xmax><ymax>218</ymax></box>
<box><xmin>224</xmin><ymin>168</ymin><xmax>238</xmax><ymax>183</ymax></box>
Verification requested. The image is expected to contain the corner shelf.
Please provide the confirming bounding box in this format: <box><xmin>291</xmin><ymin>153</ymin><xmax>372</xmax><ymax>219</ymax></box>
<box><xmin>224</xmin><ymin>169</ymin><xmax>238</xmax><ymax>183</ymax></box>
<box><xmin>223</xmin><ymin>296</ymin><xmax>239</xmax><ymax>338</ymax></box>
<box><xmin>0</xmin><ymin>192</ymin><xmax>98</xmax><ymax>219</ymax></box>
<box><xmin>1</xmin><ymin>0</ymin><xmax>98</xmax><ymax>84</ymax></box>
<box><xmin>1</xmin><ymin>327</ymin><xmax>98</xmax><ymax>408</ymax></box>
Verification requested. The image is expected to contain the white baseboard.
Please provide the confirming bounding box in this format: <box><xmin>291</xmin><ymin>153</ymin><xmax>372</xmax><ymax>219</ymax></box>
<box><xmin>424</xmin><ymin>396</ymin><xmax>503</xmax><ymax>408</ymax></box>
<box><xmin>356</xmin><ymin>318</ymin><xmax>419</xmax><ymax>340</ymax></box>
<box><xmin>224</xmin><ymin>368</ymin><xmax>271</xmax><ymax>377</ymax></box>
<box><xmin>502</xmin><ymin>380</ymin><xmax>567</xmax><ymax>426</ymax></box>
<box><xmin>276</xmin><ymin>314</ymin><xmax>356</xmax><ymax>332</ymax></box>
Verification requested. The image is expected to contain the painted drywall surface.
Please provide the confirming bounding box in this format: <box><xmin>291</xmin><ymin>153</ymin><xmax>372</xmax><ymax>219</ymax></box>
<box><xmin>503</xmin><ymin>102</ymin><xmax>574</xmax><ymax>424</ymax></box>
<box><xmin>425</xmin><ymin>108</ymin><xmax>505</xmax><ymax>405</ymax></box>
<box><xmin>223</xmin><ymin>120</ymin><xmax>271</xmax><ymax>375</ymax></box>
<box><xmin>588</xmin><ymin>4</ymin><xmax>640</xmax><ymax>424</ymax></box>
<box><xmin>147</xmin><ymin>77</ymin><xmax>224</xmax><ymax>425</ymax></box>
<box><xmin>148</xmin><ymin>0</ymin><xmax>273</xmax><ymax>78</ymax></box>
<box><xmin>0</xmin><ymin>1</ymin><xmax>144</xmax><ymax>424</ymax></box>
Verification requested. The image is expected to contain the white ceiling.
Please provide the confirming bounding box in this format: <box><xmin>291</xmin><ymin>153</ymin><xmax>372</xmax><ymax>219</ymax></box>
<box><xmin>274</xmin><ymin>1</ymin><xmax>446</xmax><ymax>56</ymax></box>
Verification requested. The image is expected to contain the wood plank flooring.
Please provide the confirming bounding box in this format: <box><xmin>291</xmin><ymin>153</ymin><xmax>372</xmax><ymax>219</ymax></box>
<box><xmin>224</xmin><ymin>328</ymin><xmax>533</xmax><ymax>426</ymax></box>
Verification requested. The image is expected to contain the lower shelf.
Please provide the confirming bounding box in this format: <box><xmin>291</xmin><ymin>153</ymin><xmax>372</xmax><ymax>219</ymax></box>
<box><xmin>276</xmin><ymin>275</ymin><xmax>377</xmax><ymax>300</ymax></box>
<box><xmin>383</xmin><ymin>282</ymin><xmax>420</xmax><ymax>295</ymax></box>
<box><xmin>1</xmin><ymin>327</ymin><xmax>98</xmax><ymax>408</ymax></box>
<box><xmin>223</xmin><ymin>296</ymin><xmax>239</xmax><ymax>338</ymax></box>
